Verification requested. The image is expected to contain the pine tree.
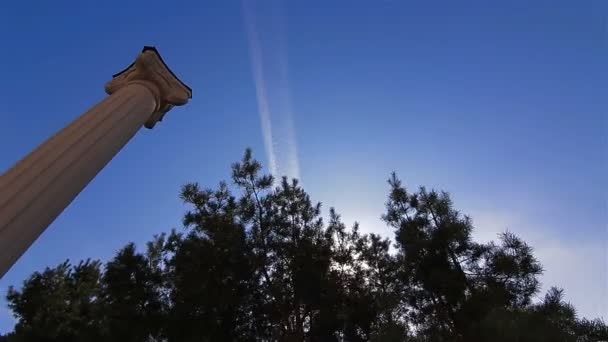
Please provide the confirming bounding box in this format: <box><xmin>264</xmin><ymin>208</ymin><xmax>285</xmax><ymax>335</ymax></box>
<box><xmin>3</xmin><ymin>150</ymin><xmax>606</xmax><ymax>342</ymax></box>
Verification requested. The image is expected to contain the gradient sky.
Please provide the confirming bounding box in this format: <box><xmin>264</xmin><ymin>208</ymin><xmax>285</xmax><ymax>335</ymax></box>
<box><xmin>0</xmin><ymin>0</ymin><xmax>606</xmax><ymax>333</ymax></box>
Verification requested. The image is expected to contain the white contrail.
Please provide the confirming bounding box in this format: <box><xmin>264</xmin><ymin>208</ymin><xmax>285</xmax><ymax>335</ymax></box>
<box><xmin>242</xmin><ymin>2</ymin><xmax>278</xmax><ymax>176</ymax></box>
<box><xmin>242</xmin><ymin>0</ymin><xmax>300</xmax><ymax>180</ymax></box>
<box><xmin>276</xmin><ymin>13</ymin><xmax>300</xmax><ymax>180</ymax></box>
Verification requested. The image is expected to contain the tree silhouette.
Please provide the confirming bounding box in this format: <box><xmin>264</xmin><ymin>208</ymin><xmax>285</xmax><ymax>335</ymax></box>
<box><xmin>3</xmin><ymin>150</ymin><xmax>606</xmax><ymax>341</ymax></box>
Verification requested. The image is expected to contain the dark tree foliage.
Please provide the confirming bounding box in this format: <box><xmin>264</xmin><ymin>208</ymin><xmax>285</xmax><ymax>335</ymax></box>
<box><xmin>3</xmin><ymin>150</ymin><xmax>606</xmax><ymax>341</ymax></box>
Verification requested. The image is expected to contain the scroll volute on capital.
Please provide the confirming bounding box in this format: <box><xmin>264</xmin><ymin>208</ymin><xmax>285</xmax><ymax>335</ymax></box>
<box><xmin>104</xmin><ymin>46</ymin><xmax>192</xmax><ymax>128</ymax></box>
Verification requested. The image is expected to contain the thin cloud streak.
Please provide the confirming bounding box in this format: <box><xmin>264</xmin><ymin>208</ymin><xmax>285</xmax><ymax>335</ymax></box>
<box><xmin>243</xmin><ymin>1</ymin><xmax>277</xmax><ymax>176</ymax></box>
<box><xmin>242</xmin><ymin>0</ymin><xmax>300</xmax><ymax>180</ymax></box>
<box><xmin>276</xmin><ymin>13</ymin><xmax>300</xmax><ymax>180</ymax></box>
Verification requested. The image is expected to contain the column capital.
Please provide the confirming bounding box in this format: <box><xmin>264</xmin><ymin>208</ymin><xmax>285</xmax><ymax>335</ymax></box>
<box><xmin>105</xmin><ymin>46</ymin><xmax>192</xmax><ymax>128</ymax></box>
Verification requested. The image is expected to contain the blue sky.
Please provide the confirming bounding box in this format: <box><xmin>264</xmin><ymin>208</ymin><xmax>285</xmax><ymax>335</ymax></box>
<box><xmin>0</xmin><ymin>0</ymin><xmax>606</xmax><ymax>332</ymax></box>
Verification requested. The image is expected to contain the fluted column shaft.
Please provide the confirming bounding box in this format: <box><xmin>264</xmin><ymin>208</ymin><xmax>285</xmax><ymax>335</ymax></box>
<box><xmin>0</xmin><ymin>47</ymin><xmax>192</xmax><ymax>278</ymax></box>
<box><xmin>0</xmin><ymin>82</ymin><xmax>157</xmax><ymax>277</ymax></box>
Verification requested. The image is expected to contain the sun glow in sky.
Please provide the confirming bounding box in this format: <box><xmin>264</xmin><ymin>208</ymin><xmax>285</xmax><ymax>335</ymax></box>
<box><xmin>0</xmin><ymin>0</ymin><xmax>606</xmax><ymax>332</ymax></box>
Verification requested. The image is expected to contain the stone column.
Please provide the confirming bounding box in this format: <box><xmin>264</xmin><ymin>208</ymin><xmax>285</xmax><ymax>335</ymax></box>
<box><xmin>0</xmin><ymin>46</ymin><xmax>192</xmax><ymax>278</ymax></box>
